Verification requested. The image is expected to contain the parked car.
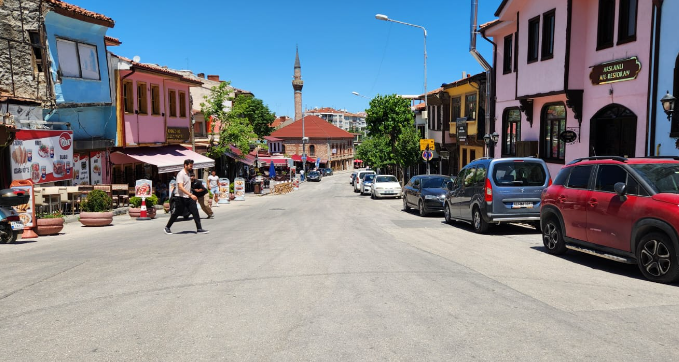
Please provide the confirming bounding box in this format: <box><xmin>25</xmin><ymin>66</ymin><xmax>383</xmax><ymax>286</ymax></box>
<box><xmin>370</xmin><ymin>175</ymin><xmax>402</xmax><ymax>199</ymax></box>
<box><xmin>360</xmin><ymin>174</ymin><xmax>376</xmax><ymax>195</ymax></box>
<box><xmin>307</xmin><ymin>171</ymin><xmax>322</xmax><ymax>182</ymax></box>
<box><xmin>541</xmin><ymin>156</ymin><xmax>679</xmax><ymax>284</ymax></box>
<box><xmin>402</xmin><ymin>175</ymin><xmax>453</xmax><ymax>216</ymax></box>
<box><xmin>322</xmin><ymin>168</ymin><xmax>333</xmax><ymax>176</ymax></box>
<box><xmin>354</xmin><ymin>170</ymin><xmax>376</xmax><ymax>193</ymax></box>
<box><xmin>350</xmin><ymin>171</ymin><xmax>357</xmax><ymax>185</ymax></box>
<box><xmin>444</xmin><ymin>157</ymin><xmax>551</xmax><ymax>233</ymax></box>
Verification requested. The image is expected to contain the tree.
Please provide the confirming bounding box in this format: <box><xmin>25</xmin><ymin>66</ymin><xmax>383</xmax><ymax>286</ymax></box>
<box><xmin>231</xmin><ymin>94</ymin><xmax>276</xmax><ymax>138</ymax></box>
<box><xmin>363</xmin><ymin>94</ymin><xmax>420</xmax><ymax>180</ymax></box>
<box><xmin>200</xmin><ymin>81</ymin><xmax>257</xmax><ymax>159</ymax></box>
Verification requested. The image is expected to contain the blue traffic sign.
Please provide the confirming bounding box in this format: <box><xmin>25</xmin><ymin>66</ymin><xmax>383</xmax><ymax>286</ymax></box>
<box><xmin>422</xmin><ymin>150</ymin><xmax>433</xmax><ymax>161</ymax></box>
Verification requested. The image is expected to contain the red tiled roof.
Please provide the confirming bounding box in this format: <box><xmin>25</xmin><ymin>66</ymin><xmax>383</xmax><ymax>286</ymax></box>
<box><xmin>307</xmin><ymin>107</ymin><xmax>344</xmax><ymax>114</ymax></box>
<box><xmin>263</xmin><ymin>136</ymin><xmax>282</xmax><ymax>142</ymax></box>
<box><xmin>479</xmin><ymin>19</ymin><xmax>501</xmax><ymax>32</ymax></box>
<box><xmin>270</xmin><ymin>116</ymin><xmax>354</xmax><ymax>140</ymax></box>
<box><xmin>414</xmin><ymin>103</ymin><xmax>426</xmax><ymax>110</ymax></box>
<box><xmin>114</xmin><ymin>54</ymin><xmax>202</xmax><ymax>85</ymax></box>
<box><xmin>45</xmin><ymin>0</ymin><xmax>115</xmax><ymax>28</ymax></box>
<box><xmin>104</xmin><ymin>35</ymin><xmax>121</xmax><ymax>46</ymax></box>
<box><xmin>271</xmin><ymin>116</ymin><xmax>288</xmax><ymax>128</ymax></box>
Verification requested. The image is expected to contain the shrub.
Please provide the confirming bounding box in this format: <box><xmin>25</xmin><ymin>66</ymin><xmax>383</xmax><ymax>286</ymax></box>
<box><xmin>81</xmin><ymin>190</ymin><xmax>111</xmax><ymax>212</ymax></box>
<box><xmin>129</xmin><ymin>195</ymin><xmax>158</xmax><ymax>208</ymax></box>
<box><xmin>37</xmin><ymin>210</ymin><xmax>64</xmax><ymax>219</ymax></box>
<box><xmin>229</xmin><ymin>183</ymin><xmax>235</xmax><ymax>193</ymax></box>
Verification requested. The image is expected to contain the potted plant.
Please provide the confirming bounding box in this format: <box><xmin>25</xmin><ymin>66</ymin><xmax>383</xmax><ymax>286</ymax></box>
<box><xmin>129</xmin><ymin>195</ymin><xmax>158</xmax><ymax>219</ymax></box>
<box><xmin>35</xmin><ymin>210</ymin><xmax>65</xmax><ymax>236</ymax></box>
<box><xmin>229</xmin><ymin>183</ymin><xmax>235</xmax><ymax>200</ymax></box>
<box><xmin>163</xmin><ymin>197</ymin><xmax>171</xmax><ymax>213</ymax></box>
<box><xmin>79</xmin><ymin>190</ymin><xmax>114</xmax><ymax>226</ymax></box>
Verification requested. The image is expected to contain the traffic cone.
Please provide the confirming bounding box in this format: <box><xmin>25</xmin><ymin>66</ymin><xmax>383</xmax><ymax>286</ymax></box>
<box><xmin>137</xmin><ymin>197</ymin><xmax>150</xmax><ymax>220</ymax></box>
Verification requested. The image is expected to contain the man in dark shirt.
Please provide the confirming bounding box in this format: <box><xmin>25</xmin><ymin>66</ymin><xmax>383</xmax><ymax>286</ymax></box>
<box><xmin>191</xmin><ymin>173</ymin><xmax>214</xmax><ymax>219</ymax></box>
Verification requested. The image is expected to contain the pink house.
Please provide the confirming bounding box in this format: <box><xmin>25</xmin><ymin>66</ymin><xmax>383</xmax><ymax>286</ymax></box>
<box><xmin>483</xmin><ymin>0</ymin><xmax>651</xmax><ymax>176</ymax></box>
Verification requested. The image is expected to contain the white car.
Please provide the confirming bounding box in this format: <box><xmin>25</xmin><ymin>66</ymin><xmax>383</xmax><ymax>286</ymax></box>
<box><xmin>361</xmin><ymin>174</ymin><xmax>376</xmax><ymax>195</ymax></box>
<box><xmin>354</xmin><ymin>170</ymin><xmax>375</xmax><ymax>193</ymax></box>
<box><xmin>370</xmin><ymin>175</ymin><xmax>402</xmax><ymax>199</ymax></box>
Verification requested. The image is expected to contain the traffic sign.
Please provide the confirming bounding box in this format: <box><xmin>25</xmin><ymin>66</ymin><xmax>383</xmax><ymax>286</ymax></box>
<box><xmin>420</xmin><ymin>139</ymin><xmax>435</xmax><ymax>151</ymax></box>
<box><xmin>422</xmin><ymin>150</ymin><xmax>433</xmax><ymax>161</ymax></box>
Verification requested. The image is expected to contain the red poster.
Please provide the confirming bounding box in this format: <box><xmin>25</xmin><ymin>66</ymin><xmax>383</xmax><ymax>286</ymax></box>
<box><xmin>10</xmin><ymin>130</ymin><xmax>74</xmax><ymax>184</ymax></box>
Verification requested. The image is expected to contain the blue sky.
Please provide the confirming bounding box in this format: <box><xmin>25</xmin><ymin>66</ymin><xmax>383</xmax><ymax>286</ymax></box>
<box><xmin>76</xmin><ymin>0</ymin><xmax>502</xmax><ymax>117</ymax></box>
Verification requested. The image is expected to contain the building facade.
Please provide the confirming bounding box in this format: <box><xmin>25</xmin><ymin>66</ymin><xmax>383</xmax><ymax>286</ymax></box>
<box><xmin>305</xmin><ymin>107</ymin><xmax>366</xmax><ymax>132</ymax></box>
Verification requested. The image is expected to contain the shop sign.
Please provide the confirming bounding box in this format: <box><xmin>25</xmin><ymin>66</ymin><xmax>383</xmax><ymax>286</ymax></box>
<box><xmin>218</xmin><ymin>178</ymin><xmax>230</xmax><ymax>204</ymax></box>
<box><xmin>135</xmin><ymin>179</ymin><xmax>153</xmax><ymax>198</ymax></box>
<box><xmin>90</xmin><ymin>151</ymin><xmax>104</xmax><ymax>185</ymax></box>
<box><xmin>166</xmin><ymin>127</ymin><xmax>190</xmax><ymax>143</ymax></box>
<box><xmin>589</xmin><ymin>57</ymin><xmax>641</xmax><ymax>85</ymax></box>
<box><xmin>10</xmin><ymin>130</ymin><xmax>74</xmax><ymax>184</ymax></box>
<box><xmin>233</xmin><ymin>177</ymin><xmax>245</xmax><ymax>201</ymax></box>
<box><xmin>73</xmin><ymin>153</ymin><xmax>90</xmax><ymax>186</ymax></box>
<box><xmin>456</xmin><ymin>118</ymin><xmax>468</xmax><ymax>142</ymax></box>
<box><xmin>10</xmin><ymin>180</ymin><xmax>35</xmax><ymax>228</ymax></box>
<box><xmin>559</xmin><ymin>130</ymin><xmax>578</xmax><ymax>143</ymax></box>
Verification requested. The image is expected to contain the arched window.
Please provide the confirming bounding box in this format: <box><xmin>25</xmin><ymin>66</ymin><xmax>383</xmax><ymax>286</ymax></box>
<box><xmin>309</xmin><ymin>145</ymin><xmax>315</xmax><ymax>156</ymax></box>
<box><xmin>540</xmin><ymin>103</ymin><xmax>566</xmax><ymax>162</ymax></box>
<box><xmin>502</xmin><ymin>108</ymin><xmax>521</xmax><ymax>156</ymax></box>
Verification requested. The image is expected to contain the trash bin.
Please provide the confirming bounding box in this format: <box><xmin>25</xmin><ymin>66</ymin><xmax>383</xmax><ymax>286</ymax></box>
<box><xmin>254</xmin><ymin>182</ymin><xmax>261</xmax><ymax>194</ymax></box>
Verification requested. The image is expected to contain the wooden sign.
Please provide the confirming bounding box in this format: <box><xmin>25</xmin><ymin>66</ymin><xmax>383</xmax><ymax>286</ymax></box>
<box><xmin>589</xmin><ymin>57</ymin><xmax>641</xmax><ymax>85</ymax></box>
<box><xmin>166</xmin><ymin>127</ymin><xmax>190</xmax><ymax>143</ymax></box>
<box><xmin>559</xmin><ymin>130</ymin><xmax>578</xmax><ymax>143</ymax></box>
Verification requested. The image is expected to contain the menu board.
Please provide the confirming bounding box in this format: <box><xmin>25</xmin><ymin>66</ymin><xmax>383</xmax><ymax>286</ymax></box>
<box><xmin>73</xmin><ymin>153</ymin><xmax>90</xmax><ymax>186</ymax></box>
<box><xmin>9</xmin><ymin>181</ymin><xmax>34</xmax><ymax>228</ymax></box>
<box><xmin>234</xmin><ymin>177</ymin><xmax>245</xmax><ymax>201</ymax></box>
<box><xmin>135</xmin><ymin>179</ymin><xmax>153</xmax><ymax>198</ymax></box>
<box><xmin>10</xmin><ymin>130</ymin><xmax>74</xmax><ymax>184</ymax></box>
<box><xmin>90</xmin><ymin>151</ymin><xmax>103</xmax><ymax>185</ymax></box>
<box><xmin>218</xmin><ymin>178</ymin><xmax>230</xmax><ymax>204</ymax></box>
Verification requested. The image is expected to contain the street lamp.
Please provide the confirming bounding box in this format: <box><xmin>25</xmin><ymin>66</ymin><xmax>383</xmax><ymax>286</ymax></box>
<box><xmin>661</xmin><ymin>91</ymin><xmax>676</xmax><ymax>121</ymax></box>
<box><xmin>483</xmin><ymin>132</ymin><xmax>499</xmax><ymax>156</ymax></box>
<box><xmin>352</xmin><ymin>91</ymin><xmax>370</xmax><ymax>99</ymax></box>
<box><xmin>375</xmin><ymin>13</ymin><xmax>428</xmax><ymax>173</ymax></box>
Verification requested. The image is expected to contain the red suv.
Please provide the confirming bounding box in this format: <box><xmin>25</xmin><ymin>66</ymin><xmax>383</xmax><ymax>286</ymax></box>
<box><xmin>541</xmin><ymin>156</ymin><xmax>679</xmax><ymax>283</ymax></box>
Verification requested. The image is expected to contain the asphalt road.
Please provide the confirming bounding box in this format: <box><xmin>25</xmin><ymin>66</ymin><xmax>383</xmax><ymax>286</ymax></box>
<box><xmin>2</xmin><ymin>171</ymin><xmax>679</xmax><ymax>361</ymax></box>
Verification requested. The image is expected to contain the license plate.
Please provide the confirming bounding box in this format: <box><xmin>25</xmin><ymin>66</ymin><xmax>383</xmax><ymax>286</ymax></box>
<box><xmin>10</xmin><ymin>222</ymin><xmax>24</xmax><ymax>231</ymax></box>
<box><xmin>383</xmin><ymin>191</ymin><xmax>395</xmax><ymax>195</ymax></box>
<box><xmin>512</xmin><ymin>202</ymin><xmax>533</xmax><ymax>209</ymax></box>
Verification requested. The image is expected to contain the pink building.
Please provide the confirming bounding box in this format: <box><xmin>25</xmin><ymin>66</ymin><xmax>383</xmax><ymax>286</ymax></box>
<box><xmin>483</xmin><ymin>0</ymin><xmax>651</xmax><ymax>176</ymax></box>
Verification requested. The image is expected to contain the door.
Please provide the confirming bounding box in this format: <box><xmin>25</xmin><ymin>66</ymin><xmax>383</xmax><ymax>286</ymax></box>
<box><xmin>448</xmin><ymin>168</ymin><xmax>467</xmax><ymax>218</ymax></box>
<box><xmin>587</xmin><ymin>165</ymin><xmax>645</xmax><ymax>251</ymax></box>
<box><xmin>458</xmin><ymin>166</ymin><xmax>477</xmax><ymax>221</ymax></box>
<box><xmin>560</xmin><ymin>165</ymin><xmax>594</xmax><ymax>242</ymax></box>
<box><xmin>405</xmin><ymin>177</ymin><xmax>419</xmax><ymax>206</ymax></box>
<box><xmin>590</xmin><ymin>105</ymin><xmax>637</xmax><ymax>158</ymax></box>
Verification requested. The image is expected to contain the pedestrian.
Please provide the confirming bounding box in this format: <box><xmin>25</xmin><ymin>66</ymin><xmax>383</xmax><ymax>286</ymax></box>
<box><xmin>208</xmin><ymin>170</ymin><xmax>220</xmax><ymax>205</ymax></box>
<box><xmin>300</xmin><ymin>168</ymin><xmax>305</xmax><ymax>182</ymax></box>
<box><xmin>191</xmin><ymin>172</ymin><xmax>214</xmax><ymax>219</ymax></box>
<box><xmin>164</xmin><ymin>159</ymin><xmax>209</xmax><ymax>235</ymax></box>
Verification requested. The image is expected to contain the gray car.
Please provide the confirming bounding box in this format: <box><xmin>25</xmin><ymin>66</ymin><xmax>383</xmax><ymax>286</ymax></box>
<box><xmin>444</xmin><ymin>157</ymin><xmax>551</xmax><ymax>233</ymax></box>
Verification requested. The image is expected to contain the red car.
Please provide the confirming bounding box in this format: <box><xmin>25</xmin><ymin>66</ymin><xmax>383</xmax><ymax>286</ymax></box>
<box><xmin>541</xmin><ymin>156</ymin><xmax>679</xmax><ymax>283</ymax></box>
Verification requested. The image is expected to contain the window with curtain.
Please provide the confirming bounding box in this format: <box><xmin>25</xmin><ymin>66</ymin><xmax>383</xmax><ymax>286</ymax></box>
<box><xmin>502</xmin><ymin>108</ymin><xmax>521</xmax><ymax>156</ymax></box>
<box><xmin>168</xmin><ymin>90</ymin><xmax>177</xmax><ymax>117</ymax></box>
<box><xmin>137</xmin><ymin>82</ymin><xmax>147</xmax><ymax>114</ymax></box>
<box><xmin>541</xmin><ymin>103</ymin><xmax>567</xmax><ymax>161</ymax></box>
<box><xmin>123</xmin><ymin>81</ymin><xmax>133</xmax><ymax>114</ymax></box>
<box><xmin>55</xmin><ymin>38</ymin><xmax>99</xmax><ymax>80</ymax></box>
<box><xmin>465</xmin><ymin>94</ymin><xmax>477</xmax><ymax>120</ymax></box>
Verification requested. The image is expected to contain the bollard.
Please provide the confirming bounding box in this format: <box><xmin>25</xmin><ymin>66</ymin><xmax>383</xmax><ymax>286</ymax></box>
<box><xmin>137</xmin><ymin>197</ymin><xmax>151</xmax><ymax>220</ymax></box>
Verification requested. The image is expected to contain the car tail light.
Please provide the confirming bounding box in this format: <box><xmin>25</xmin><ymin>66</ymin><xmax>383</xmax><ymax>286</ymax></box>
<box><xmin>548</xmin><ymin>178</ymin><xmax>552</xmax><ymax>186</ymax></box>
<box><xmin>485</xmin><ymin>178</ymin><xmax>493</xmax><ymax>202</ymax></box>
<box><xmin>6</xmin><ymin>215</ymin><xmax>20</xmax><ymax>222</ymax></box>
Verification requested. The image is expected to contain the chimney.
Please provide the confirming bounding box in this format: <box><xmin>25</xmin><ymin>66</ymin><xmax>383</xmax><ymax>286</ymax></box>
<box><xmin>207</xmin><ymin>75</ymin><xmax>220</xmax><ymax>82</ymax></box>
<box><xmin>462</xmin><ymin>71</ymin><xmax>467</xmax><ymax>79</ymax></box>
<box><xmin>197</xmin><ymin>73</ymin><xmax>205</xmax><ymax>79</ymax></box>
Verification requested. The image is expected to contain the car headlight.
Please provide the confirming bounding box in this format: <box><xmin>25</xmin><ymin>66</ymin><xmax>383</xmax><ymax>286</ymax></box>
<box><xmin>376</xmin><ymin>187</ymin><xmax>384</xmax><ymax>190</ymax></box>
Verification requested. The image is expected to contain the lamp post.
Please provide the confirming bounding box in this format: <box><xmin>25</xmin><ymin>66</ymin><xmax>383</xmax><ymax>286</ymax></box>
<box><xmin>483</xmin><ymin>132</ymin><xmax>499</xmax><ymax>156</ymax></box>
<box><xmin>376</xmin><ymin>13</ymin><xmax>429</xmax><ymax>174</ymax></box>
<box><xmin>352</xmin><ymin>91</ymin><xmax>370</xmax><ymax>99</ymax></box>
<box><xmin>661</xmin><ymin>91</ymin><xmax>676</xmax><ymax>121</ymax></box>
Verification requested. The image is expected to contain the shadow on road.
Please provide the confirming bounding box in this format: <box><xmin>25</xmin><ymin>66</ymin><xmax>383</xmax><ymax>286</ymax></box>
<box><xmin>3</xmin><ymin>239</ymin><xmax>38</xmax><ymax>245</ymax></box>
<box><xmin>442</xmin><ymin>220</ymin><xmax>541</xmax><ymax>236</ymax></box>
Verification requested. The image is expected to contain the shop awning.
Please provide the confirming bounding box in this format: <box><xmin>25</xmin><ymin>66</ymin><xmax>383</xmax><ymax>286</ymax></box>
<box><xmin>110</xmin><ymin>145</ymin><xmax>215</xmax><ymax>173</ymax></box>
<box><xmin>258</xmin><ymin>157</ymin><xmax>290</xmax><ymax>166</ymax></box>
<box><xmin>224</xmin><ymin>145</ymin><xmax>255</xmax><ymax>166</ymax></box>
<box><xmin>290</xmin><ymin>154</ymin><xmax>316</xmax><ymax>162</ymax></box>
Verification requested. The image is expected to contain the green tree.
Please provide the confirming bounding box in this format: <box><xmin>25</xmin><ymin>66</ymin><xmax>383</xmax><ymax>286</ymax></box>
<box><xmin>200</xmin><ymin>81</ymin><xmax>257</xmax><ymax>159</ymax></box>
<box><xmin>363</xmin><ymin>94</ymin><xmax>420</xmax><ymax>180</ymax></box>
<box><xmin>231</xmin><ymin>94</ymin><xmax>276</xmax><ymax>138</ymax></box>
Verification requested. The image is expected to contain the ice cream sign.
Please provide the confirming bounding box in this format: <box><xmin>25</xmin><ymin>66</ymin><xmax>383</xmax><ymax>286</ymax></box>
<box><xmin>10</xmin><ymin>130</ymin><xmax>74</xmax><ymax>184</ymax></box>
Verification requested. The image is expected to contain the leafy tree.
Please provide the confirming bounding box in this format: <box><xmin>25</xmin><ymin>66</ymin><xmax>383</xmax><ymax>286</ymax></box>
<box><xmin>200</xmin><ymin>82</ymin><xmax>257</xmax><ymax>159</ymax></box>
<box><xmin>231</xmin><ymin>94</ymin><xmax>276</xmax><ymax>138</ymax></box>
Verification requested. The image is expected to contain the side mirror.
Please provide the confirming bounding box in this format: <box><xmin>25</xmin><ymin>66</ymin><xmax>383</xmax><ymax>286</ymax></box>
<box><xmin>446</xmin><ymin>182</ymin><xmax>453</xmax><ymax>191</ymax></box>
<box><xmin>614</xmin><ymin>182</ymin><xmax>627</xmax><ymax>198</ymax></box>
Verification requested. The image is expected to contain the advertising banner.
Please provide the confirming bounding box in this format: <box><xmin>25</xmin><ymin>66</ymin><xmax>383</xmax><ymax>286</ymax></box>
<box><xmin>73</xmin><ymin>153</ymin><xmax>90</xmax><ymax>186</ymax></box>
<box><xmin>9</xmin><ymin>180</ymin><xmax>35</xmax><ymax>228</ymax></box>
<box><xmin>135</xmin><ymin>179</ymin><xmax>153</xmax><ymax>198</ymax></box>
<box><xmin>90</xmin><ymin>151</ymin><xmax>104</xmax><ymax>185</ymax></box>
<box><xmin>234</xmin><ymin>177</ymin><xmax>245</xmax><ymax>201</ymax></box>
<box><xmin>218</xmin><ymin>178</ymin><xmax>230</xmax><ymax>204</ymax></box>
<box><xmin>10</xmin><ymin>130</ymin><xmax>74</xmax><ymax>184</ymax></box>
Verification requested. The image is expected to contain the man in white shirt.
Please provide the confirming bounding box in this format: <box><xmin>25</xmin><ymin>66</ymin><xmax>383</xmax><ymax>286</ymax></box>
<box><xmin>164</xmin><ymin>159</ymin><xmax>208</xmax><ymax>234</ymax></box>
<box><xmin>208</xmin><ymin>170</ymin><xmax>220</xmax><ymax>205</ymax></box>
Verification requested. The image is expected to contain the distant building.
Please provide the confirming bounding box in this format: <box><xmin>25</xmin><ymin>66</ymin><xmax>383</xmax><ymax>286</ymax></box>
<box><xmin>305</xmin><ymin>107</ymin><xmax>366</xmax><ymax>132</ymax></box>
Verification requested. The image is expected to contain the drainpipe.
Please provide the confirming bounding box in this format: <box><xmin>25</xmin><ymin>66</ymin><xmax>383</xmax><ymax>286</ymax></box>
<box><xmin>470</xmin><ymin>0</ymin><xmax>493</xmax><ymax>157</ymax></box>
<box><xmin>648</xmin><ymin>0</ymin><xmax>664</xmax><ymax>156</ymax></box>
<box><xmin>481</xmin><ymin>31</ymin><xmax>497</xmax><ymax>158</ymax></box>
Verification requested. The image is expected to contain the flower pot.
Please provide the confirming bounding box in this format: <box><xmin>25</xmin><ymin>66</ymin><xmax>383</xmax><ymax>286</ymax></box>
<box><xmin>35</xmin><ymin>218</ymin><xmax>64</xmax><ymax>236</ymax></box>
<box><xmin>129</xmin><ymin>207</ymin><xmax>157</xmax><ymax>219</ymax></box>
<box><xmin>79</xmin><ymin>212</ymin><xmax>113</xmax><ymax>227</ymax></box>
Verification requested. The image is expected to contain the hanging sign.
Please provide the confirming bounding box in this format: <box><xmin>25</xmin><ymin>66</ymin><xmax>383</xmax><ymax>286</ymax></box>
<box><xmin>90</xmin><ymin>151</ymin><xmax>104</xmax><ymax>185</ymax></box>
<box><xmin>456</xmin><ymin>118</ymin><xmax>468</xmax><ymax>142</ymax></box>
<box><xmin>589</xmin><ymin>57</ymin><xmax>641</xmax><ymax>85</ymax></box>
<box><xmin>559</xmin><ymin>130</ymin><xmax>578</xmax><ymax>143</ymax></box>
<box><xmin>233</xmin><ymin>177</ymin><xmax>245</xmax><ymax>201</ymax></box>
<box><xmin>10</xmin><ymin>130</ymin><xmax>74</xmax><ymax>184</ymax></box>
<box><xmin>10</xmin><ymin>180</ymin><xmax>35</xmax><ymax>229</ymax></box>
<box><xmin>73</xmin><ymin>153</ymin><xmax>90</xmax><ymax>186</ymax></box>
<box><xmin>135</xmin><ymin>179</ymin><xmax>153</xmax><ymax>198</ymax></box>
<box><xmin>218</xmin><ymin>178</ymin><xmax>230</xmax><ymax>204</ymax></box>
<box><xmin>166</xmin><ymin>127</ymin><xmax>190</xmax><ymax>143</ymax></box>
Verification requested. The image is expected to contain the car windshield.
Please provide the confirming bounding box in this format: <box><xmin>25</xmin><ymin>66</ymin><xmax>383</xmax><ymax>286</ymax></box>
<box><xmin>376</xmin><ymin>176</ymin><xmax>398</xmax><ymax>183</ymax></box>
<box><xmin>364</xmin><ymin>175</ymin><xmax>375</xmax><ymax>182</ymax></box>
<box><xmin>492</xmin><ymin>161</ymin><xmax>546</xmax><ymax>186</ymax></box>
<box><xmin>309</xmin><ymin>171</ymin><xmax>319</xmax><ymax>176</ymax></box>
<box><xmin>629</xmin><ymin>163</ymin><xmax>679</xmax><ymax>194</ymax></box>
<box><xmin>422</xmin><ymin>177</ymin><xmax>450</xmax><ymax>188</ymax></box>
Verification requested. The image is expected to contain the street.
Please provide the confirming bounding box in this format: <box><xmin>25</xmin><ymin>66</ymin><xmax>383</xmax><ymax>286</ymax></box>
<box><xmin>2</xmin><ymin>171</ymin><xmax>679</xmax><ymax>361</ymax></box>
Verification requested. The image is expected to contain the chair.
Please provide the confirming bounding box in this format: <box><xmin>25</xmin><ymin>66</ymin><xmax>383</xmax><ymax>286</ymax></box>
<box><xmin>111</xmin><ymin>184</ymin><xmax>130</xmax><ymax>207</ymax></box>
<box><xmin>66</xmin><ymin>186</ymin><xmax>79</xmax><ymax>214</ymax></box>
<box><xmin>42</xmin><ymin>186</ymin><xmax>61</xmax><ymax>214</ymax></box>
<box><xmin>58</xmin><ymin>187</ymin><xmax>72</xmax><ymax>214</ymax></box>
<box><xmin>33</xmin><ymin>188</ymin><xmax>45</xmax><ymax>215</ymax></box>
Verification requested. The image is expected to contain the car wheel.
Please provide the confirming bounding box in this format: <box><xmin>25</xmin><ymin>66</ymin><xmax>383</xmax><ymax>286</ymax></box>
<box><xmin>0</xmin><ymin>230</ymin><xmax>18</xmax><ymax>244</ymax></box>
<box><xmin>403</xmin><ymin>197</ymin><xmax>410</xmax><ymax>211</ymax></box>
<box><xmin>444</xmin><ymin>203</ymin><xmax>453</xmax><ymax>224</ymax></box>
<box><xmin>636</xmin><ymin>232</ymin><xmax>679</xmax><ymax>283</ymax></box>
<box><xmin>472</xmin><ymin>207</ymin><xmax>489</xmax><ymax>233</ymax></box>
<box><xmin>418</xmin><ymin>200</ymin><xmax>428</xmax><ymax>217</ymax></box>
<box><xmin>542</xmin><ymin>218</ymin><xmax>566</xmax><ymax>255</ymax></box>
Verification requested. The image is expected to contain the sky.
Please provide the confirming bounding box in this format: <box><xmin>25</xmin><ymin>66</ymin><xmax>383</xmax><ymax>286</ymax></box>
<box><xmin>74</xmin><ymin>0</ymin><xmax>502</xmax><ymax>118</ymax></box>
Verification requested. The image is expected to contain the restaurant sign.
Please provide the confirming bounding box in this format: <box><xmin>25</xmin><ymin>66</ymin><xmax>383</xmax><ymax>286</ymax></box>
<box><xmin>10</xmin><ymin>130</ymin><xmax>74</xmax><ymax>184</ymax></box>
<box><xmin>456</xmin><ymin>118</ymin><xmax>468</xmax><ymax>142</ymax></box>
<box><xmin>166</xmin><ymin>127</ymin><xmax>190</xmax><ymax>143</ymax></box>
<box><xmin>589</xmin><ymin>57</ymin><xmax>641</xmax><ymax>85</ymax></box>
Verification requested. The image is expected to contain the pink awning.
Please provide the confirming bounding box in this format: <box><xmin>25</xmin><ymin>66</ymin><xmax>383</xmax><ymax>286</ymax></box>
<box><xmin>258</xmin><ymin>157</ymin><xmax>289</xmax><ymax>166</ymax></box>
<box><xmin>110</xmin><ymin>145</ymin><xmax>215</xmax><ymax>173</ymax></box>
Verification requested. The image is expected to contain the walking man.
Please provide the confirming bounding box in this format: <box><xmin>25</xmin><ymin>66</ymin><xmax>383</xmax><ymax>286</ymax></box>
<box><xmin>208</xmin><ymin>170</ymin><xmax>220</xmax><ymax>205</ymax></box>
<box><xmin>164</xmin><ymin>159</ymin><xmax>209</xmax><ymax>234</ymax></box>
<box><xmin>191</xmin><ymin>172</ymin><xmax>214</xmax><ymax>219</ymax></box>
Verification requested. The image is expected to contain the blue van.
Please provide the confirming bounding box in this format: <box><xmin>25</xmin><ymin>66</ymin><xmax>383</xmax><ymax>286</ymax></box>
<box><xmin>444</xmin><ymin>157</ymin><xmax>551</xmax><ymax>233</ymax></box>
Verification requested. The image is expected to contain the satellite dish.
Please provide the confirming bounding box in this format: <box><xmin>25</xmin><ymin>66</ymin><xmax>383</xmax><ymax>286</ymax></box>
<box><xmin>132</xmin><ymin>55</ymin><xmax>141</xmax><ymax>63</ymax></box>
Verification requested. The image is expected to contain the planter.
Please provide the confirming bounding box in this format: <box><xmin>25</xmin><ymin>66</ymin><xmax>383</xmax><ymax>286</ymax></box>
<box><xmin>79</xmin><ymin>212</ymin><xmax>113</xmax><ymax>227</ymax></box>
<box><xmin>128</xmin><ymin>207</ymin><xmax>157</xmax><ymax>219</ymax></box>
<box><xmin>35</xmin><ymin>218</ymin><xmax>64</xmax><ymax>236</ymax></box>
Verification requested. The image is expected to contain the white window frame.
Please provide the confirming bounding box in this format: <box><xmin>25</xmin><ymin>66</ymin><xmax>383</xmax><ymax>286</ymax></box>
<box><xmin>55</xmin><ymin>37</ymin><xmax>100</xmax><ymax>80</ymax></box>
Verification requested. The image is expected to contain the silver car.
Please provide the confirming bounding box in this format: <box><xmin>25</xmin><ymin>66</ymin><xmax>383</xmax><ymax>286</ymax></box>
<box><xmin>354</xmin><ymin>170</ymin><xmax>376</xmax><ymax>193</ymax></box>
<box><xmin>370</xmin><ymin>175</ymin><xmax>402</xmax><ymax>199</ymax></box>
<box><xmin>361</xmin><ymin>174</ymin><xmax>376</xmax><ymax>195</ymax></box>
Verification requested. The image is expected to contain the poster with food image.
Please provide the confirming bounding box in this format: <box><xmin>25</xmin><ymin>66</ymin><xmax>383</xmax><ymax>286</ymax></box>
<box><xmin>135</xmin><ymin>179</ymin><xmax>152</xmax><ymax>198</ymax></box>
<box><xmin>234</xmin><ymin>177</ymin><xmax>245</xmax><ymax>201</ymax></box>
<box><xmin>9</xmin><ymin>182</ymin><xmax>34</xmax><ymax>229</ymax></box>
<box><xmin>10</xmin><ymin>130</ymin><xmax>74</xmax><ymax>184</ymax></box>
<box><xmin>218</xmin><ymin>178</ymin><xmax>230</xmax><ymax>203</ymax></box>
<box><xmin>90</xmin><ymin>151</ymin><xmax>103</xmax><ymax>185</ymax></box>
<box><xmin>72</xmin><ymin>153</ymin><xmax>90</xmax><ymax>186</ymax></box>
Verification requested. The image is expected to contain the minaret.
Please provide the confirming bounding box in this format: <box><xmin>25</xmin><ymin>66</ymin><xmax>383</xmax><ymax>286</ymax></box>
<box><xmin>292</xmin><ymin>46</ymin><xmax>304</xmax><ymax>121</ymax></box>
